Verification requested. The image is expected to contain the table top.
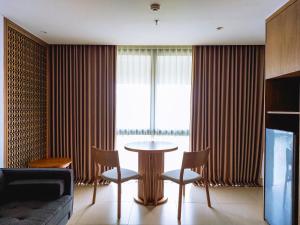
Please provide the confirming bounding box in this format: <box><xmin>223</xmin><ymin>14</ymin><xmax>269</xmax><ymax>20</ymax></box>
<box><xmin>28</xmin><ymin>157</ymin><xmax>72</xmax><ymax>168</ymax></box>
<box><xmin>124</xmin><ymin>141</ymin><xmax>178</xmax><ymax>153</ymax></box>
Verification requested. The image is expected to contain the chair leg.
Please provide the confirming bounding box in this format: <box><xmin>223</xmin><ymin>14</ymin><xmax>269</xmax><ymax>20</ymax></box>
<box><xmin>178</xmin><ymin>184</ymin><xmax>183</xmax><ymax>221</ymax></box>
<box><xmin>92</xmin><ymin>178</ymin><xmax>97</xmax><ymax>204</ymax></box>
<box><xmin>117</xmin><ymin>183</ymin><xmax>121</xmax><ymax>219</ymax></box>
<box><xmin>205</xmin><ymin>180</ymin><xmax>211</xmax><ymax>208</ymax></box>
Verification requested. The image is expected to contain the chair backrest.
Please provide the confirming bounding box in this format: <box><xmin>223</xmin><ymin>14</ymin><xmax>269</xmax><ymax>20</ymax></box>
<box><xmin>181</xmin><ymin>147</ymin><xmax>210</xmax><ymax>170</ymax></box>
<box><xmin>178</xmin><ymin>147</ymin><xmax>210</xmax><ymax>182</ymax></box>
<box><xmin>91</xmin><ymin>146</ymin><xmax>120</xmax><ymax>168</ymax></box>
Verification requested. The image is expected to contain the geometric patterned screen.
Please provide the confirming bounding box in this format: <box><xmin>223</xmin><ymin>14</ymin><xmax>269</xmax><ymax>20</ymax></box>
<box><xmin>6</xmin><ymin>23</ymin><xmax>47</xmax><ymax>168</ymax></box>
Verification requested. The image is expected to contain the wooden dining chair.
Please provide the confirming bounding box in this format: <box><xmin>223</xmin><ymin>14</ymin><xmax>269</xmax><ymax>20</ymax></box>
<box><xmin>91</xmin><ymin>146</ymin><xmax>142</xmax><ymax>219</ymax></box>
<box><xmin>156</xmin><ymin>147</ymin><xmax>211</xmax><ymax>221</ymax></box>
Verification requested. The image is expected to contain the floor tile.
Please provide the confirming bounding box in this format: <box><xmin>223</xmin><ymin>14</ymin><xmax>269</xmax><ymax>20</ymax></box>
<box><xmin>128</xmin><ymin>202</ymin><xmax>178</xmax><ymax>225</ymax></box>
<box><xmin>75</xmin><ymin>202</ymin><xmax>133</xmax><ymax>225</ymax></box>
<box><xmin>209</xmin><ymin>186</ymin><xmax>260</xmax><ymax>204</ymax></box>
<box><xmin>218</xmin><ymin>203</ymin><xmax>265</xmax><ymax>225</ymax></box>
<box><xmin>180</xmin><ymin>203</ymin><xmax>232</xmax><ymax>225</ymax></box>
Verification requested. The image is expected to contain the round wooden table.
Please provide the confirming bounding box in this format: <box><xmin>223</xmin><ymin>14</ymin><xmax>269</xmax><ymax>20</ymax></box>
<box><xmin>125</xmin><ymin>141</ymin><xmax>178</xmax><ymax>205</ymax></box>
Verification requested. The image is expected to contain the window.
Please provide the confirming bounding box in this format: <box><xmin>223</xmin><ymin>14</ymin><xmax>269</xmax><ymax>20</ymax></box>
<box><xmin>116</xmin><ymin>47</ymin><xmax>192</xmax><ymax>170</ymax></box>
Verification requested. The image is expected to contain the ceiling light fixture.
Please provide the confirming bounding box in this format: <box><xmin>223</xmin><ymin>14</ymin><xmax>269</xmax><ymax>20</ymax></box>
<box><xmin>150</xmin><ymin>3</ymin><xmax>161</xmax><ymax>26</ymax></box>
<box><xmin>150</xmin><ymin>3</ymin><xmax>160</xmax><ymax>11</ymax></box>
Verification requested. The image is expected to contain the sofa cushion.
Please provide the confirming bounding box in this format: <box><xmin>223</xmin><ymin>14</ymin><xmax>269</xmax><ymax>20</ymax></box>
<box><xmin>2</xmin><ymin>169</ymin><xmax>73</xmax><ymax>196</ymax></box>
<box><xmin>0</xmin><ymin>195</ymin><xmax>72</xmax><ymax>225</ymax></box>
<box><xmin>7</xmin><ymin>179</ymin><xmax>65</xmax><ymax>200</ymax></box>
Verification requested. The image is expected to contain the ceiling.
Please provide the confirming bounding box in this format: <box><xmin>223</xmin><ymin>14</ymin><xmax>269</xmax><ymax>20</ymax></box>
<box><xmin>0</xmin><ymin>0</ymin><xmax>287</xmax><ymax>45</ymax></box>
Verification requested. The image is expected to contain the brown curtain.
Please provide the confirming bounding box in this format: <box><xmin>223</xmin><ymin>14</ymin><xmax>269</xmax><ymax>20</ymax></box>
<box><xmin>49</xmin><ymin>45</ymin><xmax>116</xmax><ymax>183</ymax></box>
<box><xmin>191</xmin><ymin>45</ymin><xmax>265</xmax><ymax>186</ymax></box>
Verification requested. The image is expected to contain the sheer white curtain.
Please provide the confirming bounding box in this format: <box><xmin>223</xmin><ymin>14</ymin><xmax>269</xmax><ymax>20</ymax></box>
<box><xmin>155</xmin><ymin>48</ymin><xmax>192</xmax><ymax>134</ymax></box>
<box><xmin>116</xmin><ymin>46</ymin><xmax>192</xmax><ymax>171</ymax></box>
<box><xmin>117</xmin><ymin>48</ymin><xmax>152</xmax><ymax>132</ymax></box>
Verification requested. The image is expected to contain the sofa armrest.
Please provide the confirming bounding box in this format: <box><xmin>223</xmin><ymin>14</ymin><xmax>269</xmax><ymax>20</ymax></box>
<box><xmin>2</xmin><ymin>168</ymin><xmax>73</xmax><ymax>196</ymax></box>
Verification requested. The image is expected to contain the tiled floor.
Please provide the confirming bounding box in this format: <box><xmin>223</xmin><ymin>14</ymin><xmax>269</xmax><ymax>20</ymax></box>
<box><xmin>68</xmin><ymin>181</ymin><xmax>266</xmax><ymax>225</ymax></box>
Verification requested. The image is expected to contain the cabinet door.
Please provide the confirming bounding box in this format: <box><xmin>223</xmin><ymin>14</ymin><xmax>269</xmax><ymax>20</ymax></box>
<box><xmin>297</xmin><ymin>0</ymin><xmax>300</xmax><ymax>73</ymax></box>
<box><xmin>266</xmin><ymin>0</ymin><xmax>300</xmax><ymax>79</ymax></box>
<box><xmin>266</xmin><ymin>14</ymin><xmax>283</xmax><ymax>78</ymax></box>
<box><xmin>281</xmin><ymin>1</ymin><xmax>299</xmax><ymax>75</ymax></box>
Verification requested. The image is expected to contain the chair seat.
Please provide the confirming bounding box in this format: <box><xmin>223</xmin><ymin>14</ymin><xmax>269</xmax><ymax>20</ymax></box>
<box><xmin>161</xmin><ymin>169</ymin><xmax>201</xmax><ymax>184</ymax></box>
<box><xmin>101</xmin><ymin>168</ymin><xmax>139</xmax><ymax>183</ymax></box>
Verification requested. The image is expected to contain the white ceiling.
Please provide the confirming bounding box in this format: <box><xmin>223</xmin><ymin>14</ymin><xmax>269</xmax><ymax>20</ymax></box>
<box><xmin>0</xmin><ymin>0</ymin><xmax>287</xmax><ymax>45</ymax></box>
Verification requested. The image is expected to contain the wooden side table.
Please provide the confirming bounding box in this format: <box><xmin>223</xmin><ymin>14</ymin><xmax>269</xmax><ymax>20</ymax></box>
<box><xmin>28</xmin><ymin>158</ymin><xmax>72</xmax><ymax>168</ymax></box>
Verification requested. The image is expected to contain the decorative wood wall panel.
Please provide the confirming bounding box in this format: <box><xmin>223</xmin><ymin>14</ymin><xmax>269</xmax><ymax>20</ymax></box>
<box><xmin>5</xmin><ymin>19</ymin><xmax>48</xmax><ymax>168</ymax></box>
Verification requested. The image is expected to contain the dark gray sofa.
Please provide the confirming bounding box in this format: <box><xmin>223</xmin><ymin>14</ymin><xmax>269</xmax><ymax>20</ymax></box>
<box><xmin>0</xmin><ymin>168</ymin><xmax>74</xmax><ymax>225</ymax></box>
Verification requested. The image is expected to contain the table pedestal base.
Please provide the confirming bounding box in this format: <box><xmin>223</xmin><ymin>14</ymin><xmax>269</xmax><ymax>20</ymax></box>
<box><xmin>134</xmin><ymin>196</ymin><xmax>168</xmax><ymax>206</ymax></box>
<box><xmin>138</xmin><ymin>152</ymin><xmax>166</xmax><ymax>206</ymax></box>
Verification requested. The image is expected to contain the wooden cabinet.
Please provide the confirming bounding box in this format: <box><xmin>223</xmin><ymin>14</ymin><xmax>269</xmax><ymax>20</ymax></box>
<box><xmin>265</xmin><ymin>2</ymin><xmax>300</xmax><ymax>224</ymax></box>
<box><xmin>266</xmin><ymin>0</ymin><xmax>300</xmax><ymax>79</ymax></box>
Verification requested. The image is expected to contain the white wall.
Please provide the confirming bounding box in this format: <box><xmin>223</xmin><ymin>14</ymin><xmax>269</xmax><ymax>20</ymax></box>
<box><xmin>0</xmin><ymin>15</ymin><xmax>4</xmax><ymax>168</ymax></box>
